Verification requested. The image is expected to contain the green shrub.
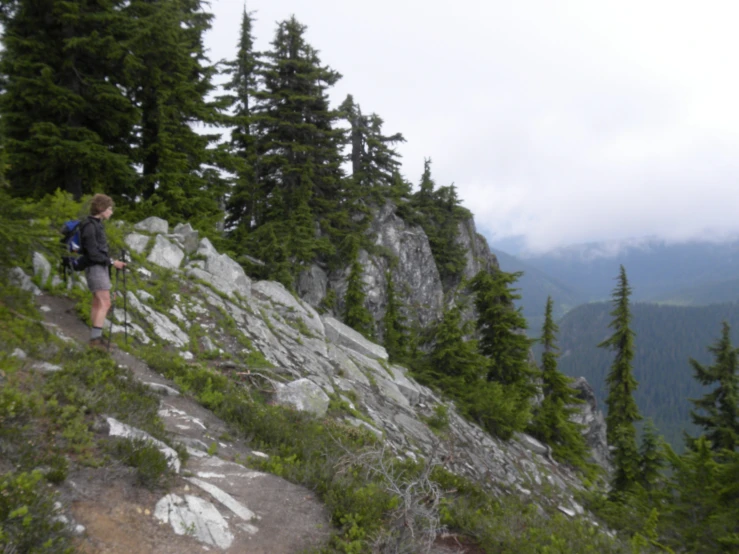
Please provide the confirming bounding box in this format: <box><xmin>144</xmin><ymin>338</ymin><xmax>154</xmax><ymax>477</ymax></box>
<box><xmin>111</xmin><ymin>438</ymin><xmax>173</xmax><ymax>489</ymax></box>
<box><xmin>424</xmin><ymin>404</ymin><xmax>450</xmax><ymax>434</ymax></box>
<box><xmin>0</xmin><ymin>470</ymin><xmax>72</xmax><ymax>553</ymax></box>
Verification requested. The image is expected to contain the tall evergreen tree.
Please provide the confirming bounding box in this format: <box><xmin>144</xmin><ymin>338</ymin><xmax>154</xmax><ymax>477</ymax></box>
<box><xmin>663</xmin><ymin>437</ymin><xmax>733</xmax><ymax>552</ymax></box>
<box><xmin>0</xmin><ymin>0</ymin><xmax>137</xmax><ymax>199</ymax></box>
<box><xmin>426</xmin><ymin>305</ymin><xmax>482</xmax><ymax>393</ymax></box>
<box><xmin>222</xmin><ymin>7</ymin><xmax>261</xmax><ymax>236</ymax></box>
<box><xmin>530</xmin><ymin>296</ymin><xmax>588</xmax><ymax>468</ymax></box>
<box><xmin>123</xmin><ymin>0</ymin><xmax>224</xmax><ymax>226</ymax></box>
<box><xmin>251</xmin><ymin>16</ymin><xmax>346</xmax><ymax>246</ymax></box>
<box><xmin>417</xmin><ymin>158</ymin><xmax>435</xmax><ymax>203</ymax></box>
<box><xmin>339</xmin><ymin>94</ymin><xmax>404</xmax><ymax>190</ymax></box>
<box><xmin>689</xmin><ymin>321</ymin><xmax>739</xmax><ymax>452</ymax></box>
<box><xmin>382</xmin><ymin>271</ymin><xmax>409</xmax><ymax>362</ymax></box>
<box><xmin>598</xmin><ymin>265</ymin><xmax>641</xmax><ymax>494</ymax></box>
<box><xmin>471</xmin><ymin>269</ymin><xmax>534</xmax><ymax>389</ymax></box>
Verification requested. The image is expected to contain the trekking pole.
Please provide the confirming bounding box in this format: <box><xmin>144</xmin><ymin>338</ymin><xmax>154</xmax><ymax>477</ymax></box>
<box><xmin>107</xmin><ymin>266</ymin><xmax>120</xmax><ymax>352</ymax></box>
<box><xmin>122</xmin><ymin>248</ymin><xmax>128</xmax><ymax>346</ymax></box>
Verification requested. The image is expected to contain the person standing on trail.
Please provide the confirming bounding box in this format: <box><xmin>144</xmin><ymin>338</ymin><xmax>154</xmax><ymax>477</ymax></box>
<box><xmin>79</xmin><ymin>194</ymin><xmax>126</xmax><ymax>349</ymax></box>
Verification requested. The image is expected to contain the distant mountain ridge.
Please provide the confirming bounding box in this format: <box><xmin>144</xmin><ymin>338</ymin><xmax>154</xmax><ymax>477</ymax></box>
<box><xmin>518</xmin><ymin>237</ymin><xmax>739</xmax><ymax>305</ymax></box>
<box><xmin>651</xmin><ymin>276</ymin><xmax>739</xmax><ymax>306</ymax></box>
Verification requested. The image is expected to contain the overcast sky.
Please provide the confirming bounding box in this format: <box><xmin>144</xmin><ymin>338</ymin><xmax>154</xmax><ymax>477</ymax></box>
<box><xmin>204</xmin><ymin>0</ymin><xmax>739</xmax><ymax>254</ymax></box>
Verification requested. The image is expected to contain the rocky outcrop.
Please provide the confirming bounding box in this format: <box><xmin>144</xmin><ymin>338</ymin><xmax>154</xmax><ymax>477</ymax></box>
<box><xmin>105</xmin><ymin>221</ymin><xmax>608</xmax><ymax>497</ymax></box>
<box><xmin>124</xmin><ymin>232</ymin><xmax>150</xmax><ymax>254</ymax></box>
<box><xmin>456</xmin><ymin>218</ymin><xmax>499</xmax><ymax>281</ymax></box>
<box><xmin>10</xmin><ymin>266</ymin><xmax>42</xmax><ymax>295</ymax></box>
<box><xmin>33</xmin><ymin>251</ymin><xmax>52</xmax><ymax>284</ymax></box>
<box><xmin>185</xmin><ymin>238</ymin><xmax>252</xmax><ymax>299</ymax></box>
<box><xmin>363</xmin><ymin>202</ymin><xmax>445</xmax><ymax>330</ymax></box>
<box><xmin>20</xmin><ymin>216</ymin><xmax>611</xmax><ymax>552</ymax></box>
<box><xmin>148</xmin><ymin>235</ymin><xmax>185</xmax><ymax>270</ymax></box>
<box><xmin>134</xmin><ymin>216</ymin><xmax>169</xmax><ymax>234</ymax></box>
<box><xmin>572</xmin><ymin>377</ymin><xmax>611</xmax><ymax>471</ymax></box>
<box><xmin>301</xmin><ymin>202</ymin><xmax>500</xmax><ymax>342</ymax></box>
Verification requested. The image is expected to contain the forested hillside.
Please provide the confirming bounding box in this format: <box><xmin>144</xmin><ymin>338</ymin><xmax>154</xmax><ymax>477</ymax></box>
<box><xmin>554</xmin><ymin>301</ymin><xmax>739</xmax><ymax>449</ymax></box>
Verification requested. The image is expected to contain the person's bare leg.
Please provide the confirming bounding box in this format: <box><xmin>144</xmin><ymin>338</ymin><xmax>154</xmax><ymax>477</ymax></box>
<box><xmin>90</xmin><ymin>290</ymin><xmax>111</xmax><ymax>344</ymax></box>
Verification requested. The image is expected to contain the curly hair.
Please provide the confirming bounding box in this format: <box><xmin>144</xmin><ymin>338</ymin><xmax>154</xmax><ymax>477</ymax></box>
<box><xmin>89</xmin><ymin>194</ymin><xmax>114</xmax><ymax>216</ymax></box>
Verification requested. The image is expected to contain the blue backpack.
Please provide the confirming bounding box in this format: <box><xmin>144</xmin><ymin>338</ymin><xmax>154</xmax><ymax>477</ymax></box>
<box><xmin>60</xmin><ymin>219</ymin><xmax>91</xmax><ymax>274</ymax></box>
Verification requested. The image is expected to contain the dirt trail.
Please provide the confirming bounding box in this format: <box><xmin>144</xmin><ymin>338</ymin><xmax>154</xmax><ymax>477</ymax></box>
<box><xmin>38</xmin><ymin>294</ymin><xmax>331</xmax><ymax>553</ymax></box>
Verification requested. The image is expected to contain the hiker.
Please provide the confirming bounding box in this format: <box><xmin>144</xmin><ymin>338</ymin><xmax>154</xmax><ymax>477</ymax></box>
<box><xmin>79</xmin><ymin>194</ymin><xmax>126</xmax><ymax>349</ymax></box>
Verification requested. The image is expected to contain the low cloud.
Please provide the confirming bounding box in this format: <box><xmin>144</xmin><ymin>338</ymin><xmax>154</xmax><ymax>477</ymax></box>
<box><xmin>207</xmin><ymin>0</ymin><xmax>739</xmax><ymax>252</ymax></box>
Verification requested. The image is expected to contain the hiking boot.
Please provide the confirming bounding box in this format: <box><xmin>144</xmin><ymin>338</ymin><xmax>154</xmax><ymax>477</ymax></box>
<box><xmin>88</xmin><ymin>338</ymin><xmax>108</xmax><ymax>352</ymax></box>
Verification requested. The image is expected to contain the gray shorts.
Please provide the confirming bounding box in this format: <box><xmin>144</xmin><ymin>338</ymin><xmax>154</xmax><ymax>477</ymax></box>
<box><xmin>85</xmin><ymin>264</ymin><xmax>111</xmax><ymax>292</ymax></box>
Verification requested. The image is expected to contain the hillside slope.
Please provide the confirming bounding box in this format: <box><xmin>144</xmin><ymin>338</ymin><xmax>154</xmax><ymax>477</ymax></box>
<box><xmin>3</xmin><ymin>215</ymin><xmax>629</xmax><ymax>553</ymax></box>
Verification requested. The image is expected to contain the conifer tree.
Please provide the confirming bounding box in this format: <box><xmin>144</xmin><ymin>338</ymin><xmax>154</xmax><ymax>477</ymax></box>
<box><xmin>471</xmin><ymin>269</ymin><xmax>534</xmax><ymax>389</ymax></box>
<box><xmin>250</xmin><ymin>220</ymin><xmax>291</xmax><ymax>288</ymax></box>
<box><xmin>287</xmin><ymin>198</ymin><xmax>316</xmax><ymax>271</ymax></box>
<box><xmin>664</xmin><ymin>437</ymin><xmax>726</xmax><ymax>552</ymax></box>
<box><xmin>383</xmin><ymin>272</ymin><xmax>409</xmax><ymax>362</ymax></box>
<box><xmin>430</xmin><ymin>183</ymin><xmax>469</xmax><ymax>285</ymax></box>
<box><xmin>530</xmin><ymin>296</ymin><xmax>588</xmax><ymax>468</ymax></box>
<box><xmin>639</xmin><ymin>419</ymin><xmax>665</xmax><ymax>491</ymax></box>
<box><xmin>0</xmin><ymin>0</ymin><xmax>137</xmax><ymax>199</ymax></box>
<box><xmin>598</xmin><ymin>265</ymin><xmax>641</xmax><ymax>493</ymax></box>
<box><xmin>426</xmin><ymin>305</ymin><xmax>482</xmax><ymax>393</ymax></box>
<box><xmin>222</xmin><ymin>7</ymin><xmax>261</xmax><ymax>235</ymax></box>
<box><xmin>252</xmin><ymin>16</ymin><xmax>346</xmax><ymax>247</ymax></box>
<box><xmin>400</xmin><ymin>159</ymin><xmax>469</xmax><ymax>287</ymax></box>
<box><xmin>342</xmin><ymin>237</ymin><xmax>373</xmax><ymax>337</ymax></box>
<box><xmin>123</xmin><ymin>0</ymin><xmax>224</xmax><ymax>226</ymax></box>
<box><xmin>689</xmin><ymin>321</ymin><xmax>739</xmax><ymax>452</ymax></box>
<box><xmin>340</xmin><ymin>95</ymin><xmax>405</xmax><ymax>189</ymax></box>
<box><xmin>388</xmin><ymin>171</ymin><xmax>412</xmax><ymax>201</ymax></box>
<box><xmin>418</xmin><ymin>158</ymin><xmax>435</xmax><ymax>203</ymax></box>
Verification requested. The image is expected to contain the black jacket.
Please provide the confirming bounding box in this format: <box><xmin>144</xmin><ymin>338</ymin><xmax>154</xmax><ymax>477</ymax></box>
<box><xmin>79</xmin><ymin>216</ymin><xmax>111</xmax><ymax>267</ymax></box>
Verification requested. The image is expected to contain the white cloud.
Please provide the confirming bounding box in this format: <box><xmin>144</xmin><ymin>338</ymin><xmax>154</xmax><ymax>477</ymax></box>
<box><xmin>205</xmin><ymin>0</ymin><xmax>739</xmax><ymax>252</ymax></box>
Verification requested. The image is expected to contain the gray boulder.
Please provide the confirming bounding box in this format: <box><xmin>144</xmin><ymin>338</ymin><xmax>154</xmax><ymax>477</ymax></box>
<box><xmin>124</xmin><ymin>233</ymin><xmax>150</xmax><ymax>255</ymax></box>
<box><xmin>275</xmin><ymin>378</ymin><xmax>330</xmax><ymax>416</ymax></box>
<box><xmin>187</xmin><ymin>238</ymin><xmax>251</xmax><ymax>299</ymax></box>
<box><xmin>134</xmin><ymin>216</ymin><xmax>169</xmax><ymax>234</ymax></box>
<box><xmin>323</xmin><ymin>316</ymin><xmax>388</xmax><ymax>361</ymax></box>
<box><xmin>33</xmin><ymin>252</ymin><xmax>51</xmax><ymax>284</ymax></box>
<box><xmin>196</xmin><ymin>237</ymin><xmax>218</xmax><ymax>257</ymax></box>
<box><xmin>147</xmin><ymin>235</ymin><xmax>184</xmax><ymax>270</ymax></box>
<box><xmin>9</xmin><ymin>267</ymin><xmax>41</xmax><ymax>296</ymax></box>
<box><xmin>173</xmin><ymin>222</ymin><xmax>200</xmax><ymax>254</ymax></box>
